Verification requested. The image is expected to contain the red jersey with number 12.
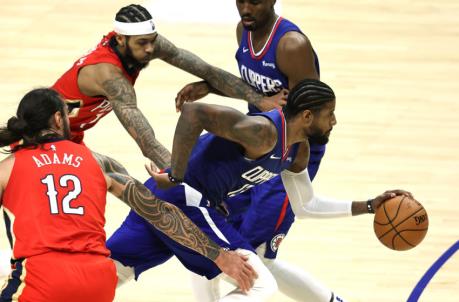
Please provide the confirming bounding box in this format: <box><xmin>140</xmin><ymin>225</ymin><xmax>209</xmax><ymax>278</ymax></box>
<box><xmin>52</xmin><ymin>31</ymin><xmax>139</xmax><ymax>142</ymax></box>
<box><xmin>2</xmin><ymin>140</ymin><xmax>110</xmax><ymax>260</ymax></box>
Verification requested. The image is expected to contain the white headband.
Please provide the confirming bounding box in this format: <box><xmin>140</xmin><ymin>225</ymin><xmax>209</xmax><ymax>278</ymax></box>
<box><xmin>114</xmin><ymin>19</ymin><xmax>156</xmax><ymax>36</ymax></box>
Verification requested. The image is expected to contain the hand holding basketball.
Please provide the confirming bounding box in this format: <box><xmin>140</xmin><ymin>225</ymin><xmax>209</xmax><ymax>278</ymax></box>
<box><xmin>373</xmin><ymin>194</ymin><xmax>428</xmax><ymax>251</ymax></box>
<box><xmin>368</xmin><ymin>189</ymin><xmax>414</xmax><ymax>210</ymax></box>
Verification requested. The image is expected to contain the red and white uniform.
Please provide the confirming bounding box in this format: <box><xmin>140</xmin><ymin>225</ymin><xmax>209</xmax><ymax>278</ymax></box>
<box><xmin>0</xmin><ymin>140</ymin><xmax>116</xmax><ymax>302</ymax></box>
<box><xmin>52</xmin><ymin>32</ymin><xmax>139</xmax><ymax>143</ymax></box>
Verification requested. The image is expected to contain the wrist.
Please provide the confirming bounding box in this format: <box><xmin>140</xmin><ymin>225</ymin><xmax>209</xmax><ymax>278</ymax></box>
<box><xmin>213</xmin><ymin>248</ymin><xmax>225</xmax><ymax>265</ymax></box>
<box><xmin>367</xmin><ymin>199</ymin><xmax>375</xmax><ymax>214</ymax></box>
<box><xmin>351</xmin><ymin>200</ymin><xmax>372</xmax><ymax>216</ymax></box>
<box><xmin>202</xmin><ymin>81</ymin><xmax>214</xmax><ymax>94</ymax></box>
<box><xmin>167</xmin><ymin>171</ymin><xmax>183</xmax><ymax>184</ymax></box>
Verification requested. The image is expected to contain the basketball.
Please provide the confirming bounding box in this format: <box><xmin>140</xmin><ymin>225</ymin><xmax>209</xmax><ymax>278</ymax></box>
<box><xmin>373</xmin><ymin>195</ymin><xmax>428</xmax><ymax>251</ymax></box>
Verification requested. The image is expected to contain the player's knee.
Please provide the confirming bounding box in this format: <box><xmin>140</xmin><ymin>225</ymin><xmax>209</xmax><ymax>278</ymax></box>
<box><xmin>240</xmin><ymin>249</ymin><xmax>278</xmax><ymax>296</ymax></box>
<box><xmin>256</xmin><ymin>267</ymin><xmax>278</xmax><ymax>296</ymax></box>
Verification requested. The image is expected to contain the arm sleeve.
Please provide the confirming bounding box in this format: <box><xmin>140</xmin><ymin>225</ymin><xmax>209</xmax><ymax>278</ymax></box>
<box><xmin>280</xmin><ymin>169</ymin><xmax>352</xmax><ymax>219</ymax></box>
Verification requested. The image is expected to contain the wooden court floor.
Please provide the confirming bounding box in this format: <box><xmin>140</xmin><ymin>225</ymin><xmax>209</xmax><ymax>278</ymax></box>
<box><xmin>0</xmin><ymin>0</ymin><xmax>458</xmax><ymax>301</ymax></box>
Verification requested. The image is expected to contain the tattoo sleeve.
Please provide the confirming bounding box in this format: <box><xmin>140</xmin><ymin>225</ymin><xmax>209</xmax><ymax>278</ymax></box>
<box><xmin>171</xmin><ymin>103</ymin><xmax>276</xmax><ymax>179</ymax></box>
<box><xmin>154</xmin><ymin>34</ymin><xmax>264</xmax><ymax>108</ymax></box>
<box><xmin>101</xmin><ymin>73</ymin><xmax>171</xmax><ymax>169</ymax></box>
<box><xmin>92</xmin><ymin>152</ymin><xmax>221</xmax><ymax>261</ymax></box>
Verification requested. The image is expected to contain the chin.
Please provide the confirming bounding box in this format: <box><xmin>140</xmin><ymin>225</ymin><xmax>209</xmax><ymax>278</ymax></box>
<box><xmin>308</xmin><ymin>136</ymin><xmax>329</xmax><ymax>145</ymax></box>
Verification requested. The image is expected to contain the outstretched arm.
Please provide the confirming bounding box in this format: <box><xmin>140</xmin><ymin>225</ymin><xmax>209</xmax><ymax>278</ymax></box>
<box><xmin>92</xmin><ymin>152</ymin><xmax>220</xmax><ymax>260</ymax></box>
<box><xmin>170</xmin><ymin>103</ymin><xmax>278</xmax><ymax>181</ymax></box>
<box><xmin>93</xmin><ymin>152</ymin><xmax>257</xmax><ymax>291</ymax></box>
<box><xmin>282</xmin><ymin>146</ymin><xmax>413</xmax><ymax>218</ymax></box>
<box><xmin>78</xmin><ymin>63</ymin><xmax>171</xmax><ymax>169</ymax></box>
<box><xmin>153</xmin><ymin>34</ymin><xmax>284</xmax><ymax>111</ymax></box>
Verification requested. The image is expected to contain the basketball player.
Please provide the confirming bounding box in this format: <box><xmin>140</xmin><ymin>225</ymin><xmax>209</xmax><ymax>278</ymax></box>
<box><xmin>175</xmin><ymin>0</ymin><xmax>343</xmax><ymax>300</ymax></box>
<box><xmin>108</xmin><ymin>79</ymin><xmax>411</xmax><ymax>301</ymax></box>
<box><xmin>0</xmin><ymin>88</ymin><xmax>256</xmax><ymax>300</ymax></box>
<box><xmin>52</xmin><ymin>3</ymin><xmax>285</xmax><ymax>170</ymax></box>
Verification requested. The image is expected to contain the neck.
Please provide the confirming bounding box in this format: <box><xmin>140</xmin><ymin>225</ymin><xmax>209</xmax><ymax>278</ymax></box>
<box><xmin>285</xmin><ymin>119</ymin><xmax>307</xmax><ymax>146</ymax></box>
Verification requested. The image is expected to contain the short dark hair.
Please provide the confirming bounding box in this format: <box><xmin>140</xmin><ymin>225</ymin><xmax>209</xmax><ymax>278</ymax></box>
<box><xmin>283</xmin><ymin>79</ymin><xmax>335</xmax><ymax>119</ymax></box>
<box><xmin>115</xmin><ymin>4</ymin><xmax>152</xmax><ymax>23</ymax></box>
<box><xmin>0</xmin><ymin>88</ymin><xmax>66</xmax><ymax>153</ymax></box>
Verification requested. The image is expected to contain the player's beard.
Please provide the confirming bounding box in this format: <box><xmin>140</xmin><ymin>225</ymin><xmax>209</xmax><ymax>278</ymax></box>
<box><xmin>124</xmin><ymin>43</ymin><xmax>149</xmax><ymax>71</ymax></box>
<box><xmin>242</xmin><ymin>22</ymin><xmax>257</xmax><ymax>31</ymax></box>
<box><xmin>241</xmin><ymin>15</ymin><xmax>258</xmax><ymax>31</ymax></box>
<box><xmin>308</xmin><ymin>126</ymin><xmax>330</xmax><ymax>145</ymax></box>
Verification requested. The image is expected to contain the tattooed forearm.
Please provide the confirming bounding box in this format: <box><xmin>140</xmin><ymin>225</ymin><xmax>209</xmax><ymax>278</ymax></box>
<box><xmin>109</xmin><ymin>173</ymin><xmax>221</xmax><ymax>261</ymax></box>
<box><xmin>171</xmin><ymin>103</ymin><xmax>274</xmax><ymax>179</ymax></box>
<box><xmin>92</xmin><ymin>151</ymin><xmax>128</xmax><ymax>175</ymax></box>
<box><xmin>95</xmin><ymin>151</ymin><xmax>222</xmax><ymax>261</ymax></box>
<box><xmin>102</xmin><ymin>74</ymin><xmax>171</xmax><ymax>169</ymax></box>
<box><xmin>154</xmin><ymin>35</ymin><xmax>263</xmax><ymax>107</ymax></box>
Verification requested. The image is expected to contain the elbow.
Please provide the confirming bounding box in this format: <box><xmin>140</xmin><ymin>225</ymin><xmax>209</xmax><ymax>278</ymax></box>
<box><xmin>179</xmin><ymin>103</ymin><xmax>203</xmax><ymax>126</ymax></box>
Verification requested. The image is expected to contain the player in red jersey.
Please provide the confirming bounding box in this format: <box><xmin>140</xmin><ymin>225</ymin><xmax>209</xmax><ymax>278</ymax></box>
<box><xmin>0</xmin><ymin>88</ymin><xmax>257</xmax><ymax>301</ymax></box>
<box><xmin>52</xmin><ymin>4</ymin><xmax>286</xmax><ymax>169</ymax></box>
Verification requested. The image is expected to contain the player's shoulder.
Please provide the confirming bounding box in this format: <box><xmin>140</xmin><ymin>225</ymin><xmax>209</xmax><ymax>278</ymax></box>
<box><xmin>78</xmin><ymin>61</ymin><xmax>125</xmax><ymax>87</ymax></box>
<box><xmin>277</xmin><ymin>31</ymin><xmax>311</xmax><ymax>53</ymax></box>
<box><xmin>279</xmin><ymin>30</ymin><xmax>310</xmax><ymax>46</ymax></box>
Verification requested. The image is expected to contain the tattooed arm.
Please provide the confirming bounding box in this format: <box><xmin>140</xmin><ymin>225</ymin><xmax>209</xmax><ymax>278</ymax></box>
<box><xmin>170</xmin><ymin>102</ymin><xmax>278</xmax><ymax>181</ymax></box>
<box><xmin>153</xmin><ymin>34</ymin><xmax>267</xmax><ymax>110</ymax></box>
<box><xmin>92</xmin><ymin>152</ymin><xmax>257</xmax><ymax>290</ymax></box>
<box><xmin>92</xmin><ymin>152</ymin><xmax>220</xmax><ymax>259</ymax></box>
<box><xmin>78</xmin><ymin>63</ymin><xmax>171</xmax><ymax>169</ymax></box>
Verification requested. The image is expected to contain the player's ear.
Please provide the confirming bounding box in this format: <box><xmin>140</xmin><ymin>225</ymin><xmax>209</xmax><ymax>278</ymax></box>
<box><xmin>302</xmin><ymin>109</ymin><xmax>314</xmax><ymax>126</ymax></box>
<box><xmin>115</xmin><ymin>34</ymin><xmax>126</xmax><ymax>47</ymax></box>
<box><xmin>51</xmin><ymin>111</ymin><xmax>63</xmax><ymax>131</ymax></box>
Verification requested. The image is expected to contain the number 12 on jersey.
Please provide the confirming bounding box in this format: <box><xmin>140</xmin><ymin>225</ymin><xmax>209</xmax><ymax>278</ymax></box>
<box><xmin>41</xmin><ymin>174</ymin><xmax>84</xmax><ymax>215</ymax></box>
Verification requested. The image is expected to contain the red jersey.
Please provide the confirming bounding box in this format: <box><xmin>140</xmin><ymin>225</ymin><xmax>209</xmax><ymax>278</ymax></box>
<box><xmin>52</xmin><ymin>31</ymin><xmax>139</xmax><ymax>143</ymax></box>
<box><xmin>2</xmin><ymin>140</ymin><xmax>110</xmax><ymax>259</ymax></box>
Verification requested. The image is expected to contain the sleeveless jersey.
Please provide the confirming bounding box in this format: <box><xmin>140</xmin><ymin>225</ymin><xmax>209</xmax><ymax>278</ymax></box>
<box><xmin>236</xmin><ymin>17</ymin><xmax>320</xmax><ymax>113</ymax></box>
<box><xmin>52</xmin><ymin>32</ymin><xmax>139</xmax><ymax>142</ymax></box>
<box><xmin>2</xmin><ymin>140</ymin><xmax>110</xmax><ymax>260</ymax></box>
<box><xmin>184</xmin><ymin>109</ymin><xmax>299</xmax><ymax>206</ymax></box>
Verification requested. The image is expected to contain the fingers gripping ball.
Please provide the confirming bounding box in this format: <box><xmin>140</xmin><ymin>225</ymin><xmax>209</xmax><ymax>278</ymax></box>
<box><xmin>373</xmin><ymin>195</ymin><xmax>428</xmax><ymax>251</ymax></box>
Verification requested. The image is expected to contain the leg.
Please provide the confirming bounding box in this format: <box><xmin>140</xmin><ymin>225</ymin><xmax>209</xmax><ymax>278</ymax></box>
<box><xmin>113</xmin><ymin>259</ymin><xmax>135</xmax><ymax>287</ymax></box>
<box><xmin>1</xmin><ymin>253</ymin><xmax>117</xmax><ymax>302</ymax></box>
<box><xmin>219</xmin><ymin>249</ymin><xmax>277</xmax><ymax>302</ymax></box>
<box><xmin>155</xmin><ymin>204</ymin><xmax>277</xmax><ymax>301</ymax></box>
<box><xmin>190</xmin><ymin>248</ymin><xmax>278</xmax><ymax>302</ymax></box>
<box><xmin>118</xmin><ymin>178</ymin><xmax>277</xmax><ymax>301</ymax></box>
<box><xmin>107</xmin><ymin>209</ymin><xmax>174</xmax><ymax>285</ymax></box>
<box><xmin>257</xmin><ymin>244</ymin><xmax>347</xmax><ymax>302</ymax></box>
<box><xmin>190</xmin><ymin>273</ymin><xmax>221</xmax><ymax>302</ymax></box>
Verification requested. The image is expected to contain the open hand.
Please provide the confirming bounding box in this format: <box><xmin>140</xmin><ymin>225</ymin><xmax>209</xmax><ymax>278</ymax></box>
<box><xmin>145</xmin><ymin>162</ymin><xmax>177</xmax><ymax>189</ymax></box>
<box><xmin>214</xmin><ymin>249</ymin><xmax>258</xmax><ymax>294</ymax></box>
<box><xmin>175</xmin><ymin>81</ymin><xmax>210</xmax><ymax>112</ymax></box>
<box><xmin>370</xmin><ymin>189</ymin><xmax>414</xmax><ymax>210</ymax></box>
